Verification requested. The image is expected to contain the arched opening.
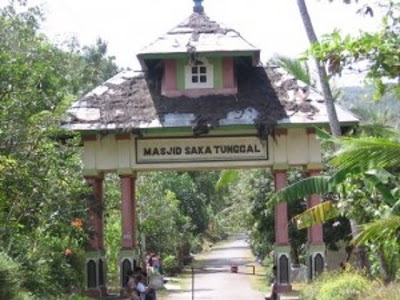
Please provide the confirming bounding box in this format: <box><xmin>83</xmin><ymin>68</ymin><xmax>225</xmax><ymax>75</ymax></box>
<box><xmin>87</xmin><ymin>260</ymin><xmax>97</xmax><ymax>288</ymax></box>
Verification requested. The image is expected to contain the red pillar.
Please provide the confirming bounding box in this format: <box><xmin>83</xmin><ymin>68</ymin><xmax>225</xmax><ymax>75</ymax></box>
<box><xmin>120</xmin><ymin>175</ymin><xmax>137</xmax><ymax>249</ymax></box>
<box><xmin>273</xmin><ymin>169</ymin><xmax>292</xmax><ymax>293</ymax></box>
<box><xmin>84</xmin><ymin>175</ymin><xmax>107</xmax><ymax>297</ymax></box>
<box><xmin>306</xmin><ymin>169</ymin><xmax>325</xmax><ymax>279</ymax></box>
<box><xmin>307</xmin><ymin>169</ymin><xmax>323</xmax><ymax>245</ymax></box>
<box><xmin>274</xmin><ymin>170</ymin><xmax>289</xmax><ymax>245</ymax></box>
<box><xmin>119</xmin><ymin>174</ymin><xmax>139</xmax><ymax>292</ymax></box>
<box><xmin>85</xmin><ymin>176</ymin><xmax>105</xmax><ymax>250</ymax></box>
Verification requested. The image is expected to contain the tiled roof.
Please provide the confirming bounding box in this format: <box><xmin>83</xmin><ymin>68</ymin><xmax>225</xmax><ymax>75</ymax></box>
<box><xmin>62</xmin><ymin>64</ymin><xmax>359</xmax><ymax>135</ymax></box>
<box><xmin>137</xmin><ymin>12</ymin><xmax>259</xmax><ymax>57</ymax></box>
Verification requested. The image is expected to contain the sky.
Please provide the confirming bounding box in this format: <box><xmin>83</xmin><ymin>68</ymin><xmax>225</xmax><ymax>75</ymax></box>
<box><xmin>2</xmin><ymin>0</ymin><xmax>381</xmax><ymax>71</ymax></box>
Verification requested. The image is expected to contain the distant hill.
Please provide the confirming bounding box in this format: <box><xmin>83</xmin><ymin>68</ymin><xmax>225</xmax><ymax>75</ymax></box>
<box><xmin>337</xmin><ymin>86</ymin><xmax>400</xmax><ymax>129</ymax></box>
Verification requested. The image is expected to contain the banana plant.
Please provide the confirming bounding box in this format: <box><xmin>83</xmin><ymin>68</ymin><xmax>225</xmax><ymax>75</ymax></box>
<box><xmin>267</xmin><ymin>128</ymin><xmax>400</xmax><ymax>240</ymax></box>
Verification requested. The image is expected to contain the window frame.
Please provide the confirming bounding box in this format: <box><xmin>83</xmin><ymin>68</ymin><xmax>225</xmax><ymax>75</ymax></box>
<box><xmin>184</xmin><ymin>58</ymin><xmax>214</xmax><ymax>89</ymax></box>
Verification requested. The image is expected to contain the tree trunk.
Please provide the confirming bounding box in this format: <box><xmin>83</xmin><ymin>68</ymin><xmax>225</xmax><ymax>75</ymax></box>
<box><xmin>297</xmin><ymin>0</ymin><xmax>371</xmax><ymax>272</ymax></box>
<box><xmin>296</xmin><ymin>0</ymin><xmax>342</xmax><ymax>137</ymax></box>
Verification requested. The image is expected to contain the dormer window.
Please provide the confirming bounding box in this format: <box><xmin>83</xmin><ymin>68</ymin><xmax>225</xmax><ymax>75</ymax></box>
<box><xmin>185</xmin><ymin>58</ymin><xmax>213</xmax><ymax>89</ymax></box>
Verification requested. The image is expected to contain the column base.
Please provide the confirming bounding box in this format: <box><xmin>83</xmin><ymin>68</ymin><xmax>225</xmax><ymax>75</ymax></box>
<box><xmin>274</xmin><ymin>244</ymin><xmax>292</xmax><ymax>291</ymax></box>
<box><xmin>84</xmin><ymin>286</ymin><xmax>107</xmax><ymax>298</ymax></box>
<box><xmin>119</xmin><ymin>249</ymin><xmax>139</xmax><ymax>289</ymax></box>
<box><xmin>307</xmin><ymin>243</ymin><xmax>326</xmax><ymax>280</ymax></box>
<box><xmin>84</xmin><ymin>250</ymin><xmax>107</xmax><ymax>296</ymax></box>
<box><xmin>276</xmin><ymin>284</ymin><xmax>292</xmax><ymax>293</ymax></box>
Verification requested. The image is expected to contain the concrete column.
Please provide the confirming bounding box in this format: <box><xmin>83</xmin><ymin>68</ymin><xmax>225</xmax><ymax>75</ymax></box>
<box><xmin>84</xmin><ymin>175</ymin><xmax>107</xmax><ymax>297</ymax></box>
<box><xmin>306</xmin><ymin>169</ymin><xmax>325</xmax><ymax>280</ymax></box>
<box><xmin>273</xmin><ymin>169</ymin><xmax>292</xmax><ymax>293</ymax></box>
<box><xmin>85</xmin><ymin>176</ymin><xmax>105</xmax><ymax>250</ymax></box>
<box><xmin>120</xmin><ymin>175</ymin><xmax>137</xmax><ymax>249</ymax></box>
<box><xmin>119</xmin><ymin>174</ymin><xmax>139</xmax><ymax>292</ymax></box>
<box><xmin>307</xmin><ymin>169</ymin><xmax>324</xmax><ymax>245</ymax></box>
<box><xmin>274</xmin><ymin>170</ymin><xmax>289</xmax><ymax>245</ymax></box>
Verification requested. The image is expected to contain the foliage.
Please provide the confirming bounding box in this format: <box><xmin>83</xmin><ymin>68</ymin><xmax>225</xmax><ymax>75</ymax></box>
<box><xmin>301</xmin><ymin>271</ymin><xmax>400</xmax><ymax>300</ymax></box>
<box><xmin>0</xmin><ymin>1</ymin><xmax>118</xmax><ymax>297</ymax></box>
<box><xmin>135</xmin><ymin>171</ymin><xmax>229</xmax><ymax>270</ymax></box>
<box><xmin>0</xmin><ymin>252</ymin><xmax>21</xmax><ymax>300</ymax></box>
<box><xmin>300</xmin><ymin>270</ymin><xmax>369</xmax><ymax>300</ymax></box>
<box><xmin>272</xmin><ymin>55</ymin><xmax>313</xmax><ymax>86</ymax></box>
<box><xmin>360</xmin><ymin>282</ymin><xmax>400</xmax><ymax>300</ymax></box>
<box><xmin>268</xmin><ymin>126</ymin><xmax>400</xmax><ymax>281</ymax></box>
<box><xmin>162</xmin><ymin>255</ymin><xmax>181</xmax><ymax>275</ymax></box>
<box><xmin>310</xmin><ymin>1</ymin><xmax>400</xmax><ymax>100</ymax></box>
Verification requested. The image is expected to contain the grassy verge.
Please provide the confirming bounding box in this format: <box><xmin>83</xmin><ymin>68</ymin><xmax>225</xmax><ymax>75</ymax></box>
<box><xmin>248</xmin><ymin>260</ymin><xmax>302</xmax><ymax>298</ymax></box>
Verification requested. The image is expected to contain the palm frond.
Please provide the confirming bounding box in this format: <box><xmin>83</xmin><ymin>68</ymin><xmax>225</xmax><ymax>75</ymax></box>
<box><xmin>358</xmin><ymin>123</ymin><xmax>398</xmax><ymax>138</ymax></box>
<box><xmin>315</xmin><ymin>127</ymin><xmax>338</xmax><ymax>143</ymax></box>
<box><xmin>332</xmin><ymin>137</ymin><xmax>400</xmax><ymax>171</ymax></box>
<box><xmin>267</xmin><ymin>176</ymin><xmax>332</xmax><ymax>208</ymax></box>
<box><xmin>390</xmin><ymin>199</ymin><xmax>400</xmax><ymax>215</ymax></box>
<box><xmin>215</xmin><ymin>169</ymin><xmax>239</xmax><ymax>190</ymax></box>
<box><xmin>352</xmin><ymin>216</ymin><xmax>400</xmax><ymax>246</ymax></box>
<box><xmin>292</xmin><ymin>201</ymin><xmax>339</xmax><ymax>229</ymax></box>
<box><xmin>272</xmin><ymin>55</ymin><xmax>313</xmax><ymax>86</ymax></box>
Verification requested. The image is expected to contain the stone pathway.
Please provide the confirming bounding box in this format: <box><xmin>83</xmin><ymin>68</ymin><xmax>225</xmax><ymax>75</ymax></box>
<box><xmin>163</xmin><ymin>234</ymin><xmax>265</xmax><ymax>300</ymax></box>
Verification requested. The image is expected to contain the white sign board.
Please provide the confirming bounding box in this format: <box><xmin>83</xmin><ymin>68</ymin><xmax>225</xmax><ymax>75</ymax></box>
<box><xmin>136</xmin><ymin>136</ymin><xmax>268</xmax><ymax>164</ymax></box>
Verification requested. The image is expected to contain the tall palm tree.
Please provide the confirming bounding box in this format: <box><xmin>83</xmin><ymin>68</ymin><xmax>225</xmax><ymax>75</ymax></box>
<box><xmin>297</xmin><ymin>0</ymin><xmax>342</xmax><ymax>137</ymax></box>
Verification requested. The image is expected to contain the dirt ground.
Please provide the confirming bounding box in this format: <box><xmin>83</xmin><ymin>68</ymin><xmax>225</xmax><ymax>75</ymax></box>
<box><xmin>163</xmin><ymin>234</ymin><xmax>265</xmax><ymax>300</ymax></box>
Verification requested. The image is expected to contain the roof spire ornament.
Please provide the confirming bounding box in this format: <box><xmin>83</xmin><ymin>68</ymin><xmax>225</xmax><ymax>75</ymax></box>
<box><xmin>193</xmin><ymin>0</ymin><xmax>204</xmax><ymax>13</ymax></box>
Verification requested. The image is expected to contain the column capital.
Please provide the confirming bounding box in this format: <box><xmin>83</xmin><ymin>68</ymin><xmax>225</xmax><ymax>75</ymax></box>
<box><xmin>117</xmin><ymin>169</ymin><xmax>137</xmax><ymax>177</ymax></box>
<box><xmin>273</xmin><ymin>128</ymin><xmax>288</xmax><ymax>137</ymax></box>
<box><xmin>305</xmin><ymin>163</ymin><xmax>323</xmax><ymax>172</ymax></box>
<box><xmin>307</xmin><ymin>244</ymin><xmax>326</xmax><ymax>252</ymax></box>
<box><xmin>81</xmin><ymin>135</ymin><xmax>98</xmax><ymax>142</ymax></box>
<box><xmin>272</xmin><ymin>164</ymin><xmax>289</xmax><ymax>172</ymax></box>
<box><xmin>274</xmin><ymin>244</ymin><xmax>291</xmax><ymax>253</ymax></box>
<box><xmin>116</xmin><ymin>133</ymin><xmax>132</xmax><ymax>141</ymax></box>
<box><xmin>83</xmin><ymin>170</ymin><xmax>104</xmax><ymax>179</ymax></box>
<box><xmin>306</xmin><ymin>128</ymin><xmax>316</xmax><ymax>135</ymax></box>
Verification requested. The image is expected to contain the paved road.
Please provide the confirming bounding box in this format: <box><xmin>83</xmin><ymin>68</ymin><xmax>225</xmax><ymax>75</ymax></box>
<box><xmin>164</xmin><ymin>234</ymin><xmax>265</xmax><ymax>300</ymax></box>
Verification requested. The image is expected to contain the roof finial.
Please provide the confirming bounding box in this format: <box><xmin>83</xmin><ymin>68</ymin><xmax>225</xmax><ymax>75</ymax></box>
<box><xmin>193</xmin><ymin>0</ymin><xmax>204</xmax><ymax>13</ymax></box>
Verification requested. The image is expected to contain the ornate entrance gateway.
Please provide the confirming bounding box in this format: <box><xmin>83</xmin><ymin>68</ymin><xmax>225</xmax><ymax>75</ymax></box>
<box><xmin>63</xmin><ymin>0</ymin><xmax>358</xmax><ymax>297</ymax></box>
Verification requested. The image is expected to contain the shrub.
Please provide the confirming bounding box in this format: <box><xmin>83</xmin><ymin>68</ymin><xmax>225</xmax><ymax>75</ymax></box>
<box><xmin>360</xmin><ymin>282</ymin><xmax>400</xmax><ymax>300</ymax></box>
<box><xmin>300</xmin><ymin>271</ymin><xmax>369</xmax><ymax>300</ymax></box>
<box><xmin>162</xmin><ymin>255</ymin><xmax>181</xmax><ymax>275</ymax></box>
<box><xmin>190</xmin><ymin>234</ymin><xmax>203</xmax><ymax>254</ymax></box>
<box><xmin>0</xmin><ymin>252</ymin><xmax>21</xmax><ymax>300</ymax></box>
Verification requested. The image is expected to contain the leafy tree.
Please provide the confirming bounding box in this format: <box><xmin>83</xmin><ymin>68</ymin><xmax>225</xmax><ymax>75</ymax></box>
<box><xmin>0</xmin><ymin>1</ymin><xmax>119</xmax><ymax>296</ymax></box>
<box><xmin>132</xmin><ymin>170</ymin><xmax>234</xmax><ymax>268</ymax></box>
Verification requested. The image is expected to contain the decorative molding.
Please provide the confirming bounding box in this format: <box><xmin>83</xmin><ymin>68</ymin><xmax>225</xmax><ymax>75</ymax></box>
<box><xmin>83</xmin><ymin>171</ymin><xmax>104</xmax><ymax>179</ymax></box>
<box><xmin>162</xmin><ymin>87</ymin><xmax>237</xmax><ymax>97</ymax></box>
<box><xmin>116</xmin><ymin>134</ymin><xmax>131</xmax><ymax>141</ymax></box>
<box><xmin>274</xmin><ymin>128</ymin><xmax>288</xmax><ymax>136</ymax></box>
<box><xmin>82</xmin><ymin>135</ymin><xmax>98</xmax><ymax>142</ymax></box>
<box><xmin>305</xmin><ymin>163</ymin><xmax>324</xmax><ymax>171</ymax></box>
<box><xmin>306</xmin><ymin>128</ymin><xmax>316</xmax><ymax>135</ymax></box>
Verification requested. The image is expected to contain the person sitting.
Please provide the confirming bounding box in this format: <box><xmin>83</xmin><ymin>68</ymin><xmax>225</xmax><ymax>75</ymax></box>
<box><xmin>135</xmin><ymin>273</ymin><xmax>156</xmax><ymax>300</ymax></box>
<box><xmin>125</xmin><ymin>270</ymin><xmax>140</xmax><ymax>300</ymax></box>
